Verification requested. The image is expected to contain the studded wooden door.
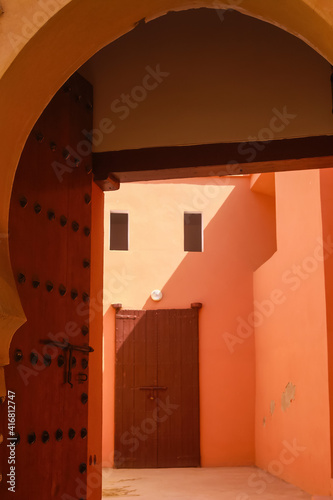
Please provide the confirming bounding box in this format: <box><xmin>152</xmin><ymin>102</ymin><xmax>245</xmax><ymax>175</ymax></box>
<box><xmin>0</xmin><ymin>73</ymin><xmax>94</xmax><ymax>499</ymax></box>
<box><xmin>114</xmin><ymin>308</ymin><xmax>200</xmax><ymax>469</ymax></box>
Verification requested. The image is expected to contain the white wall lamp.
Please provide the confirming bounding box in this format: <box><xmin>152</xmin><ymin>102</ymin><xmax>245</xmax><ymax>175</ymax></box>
<box><xmin>151</xmin><ymin>290</ymin><xmax>163</xmax><ymax>302</ymax></box>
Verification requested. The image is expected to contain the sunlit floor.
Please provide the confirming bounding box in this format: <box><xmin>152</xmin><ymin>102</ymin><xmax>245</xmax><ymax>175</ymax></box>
<box><xmin>102</xmin><ymin>467</ymin><xmax>312</xmax><ymax>499</ymax></box>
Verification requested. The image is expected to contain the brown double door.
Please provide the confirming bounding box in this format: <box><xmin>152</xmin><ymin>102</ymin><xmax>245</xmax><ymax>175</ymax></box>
<box><xmin>115</xmin><ymin>308</ymin><xmax>200</xmax><ymax>468</ymax></box>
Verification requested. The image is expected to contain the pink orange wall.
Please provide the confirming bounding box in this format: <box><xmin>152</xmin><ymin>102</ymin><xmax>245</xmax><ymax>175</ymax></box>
<box><xmin>102</xmin><ymin>176</ymin><xmax>276</xmax><ymax>467</ymax></box>
<box><xmin>254</xmin><ymin>170</ymin><xmax>331</xmax><ymax>495</ymax></box>
<box><xmin>320</xmin><ymin>168</ymin><xmax>333</xmax><ymax>486</ymax></box>
<box><xmin>102</xmin><ymin>305</ymin><xmax>116</xmax><ymax>469</ymax></box>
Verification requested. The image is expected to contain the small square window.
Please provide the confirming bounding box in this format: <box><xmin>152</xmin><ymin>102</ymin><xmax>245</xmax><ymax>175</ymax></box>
<box><xmin>110</xmin><ymin>213</ymin><xmax>128</xmax><ymax>251</ymax></box>
<box><xmin>184</xmin><ymin>213</ymin><xmax>202</xmax><ymax>252</ymax></box>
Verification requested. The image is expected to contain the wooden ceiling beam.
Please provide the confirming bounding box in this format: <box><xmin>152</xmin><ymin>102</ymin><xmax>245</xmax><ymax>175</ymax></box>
<box><xmin>92</xmin><ymin>135</ymin><xmax>333</xmax><ymax>184</ymax></box>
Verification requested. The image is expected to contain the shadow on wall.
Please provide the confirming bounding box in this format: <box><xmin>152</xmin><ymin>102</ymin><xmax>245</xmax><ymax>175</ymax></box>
<box><xmin>103</xmin><ymin>177</ymin><xmax>277</xmax><ymax>467</ymax></box>
<box><xmin>143</xmin><ymin>179</ymin><xmax>277</xmax><ymax>310</ymax></box>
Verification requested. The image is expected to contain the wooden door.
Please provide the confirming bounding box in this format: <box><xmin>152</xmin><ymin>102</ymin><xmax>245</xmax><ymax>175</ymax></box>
<box><xmin>115</xmin><ymin>308</ymin><xmax>200</xmax><ymax>468</ymax></box>
<box><xmin>0</xmin><ymin>73</ymin><xmax>94</xmax><ymax>499</ymax></box>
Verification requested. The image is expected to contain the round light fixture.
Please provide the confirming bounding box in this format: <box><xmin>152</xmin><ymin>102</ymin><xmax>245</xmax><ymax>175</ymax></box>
<box><xmin>151</xmin><ymin>289</ymin><xmax>163</xmax><ymax>302</ymax></box>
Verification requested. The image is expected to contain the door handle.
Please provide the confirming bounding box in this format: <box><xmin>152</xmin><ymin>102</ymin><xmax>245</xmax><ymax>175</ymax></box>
<box><xmin>139</xmin><ymin>386</ymin><xmax>167</xmax><ymax>401</ymax></box>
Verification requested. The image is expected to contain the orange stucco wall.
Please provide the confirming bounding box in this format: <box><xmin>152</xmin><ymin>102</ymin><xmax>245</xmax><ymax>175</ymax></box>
<box><xmin>102</xmin><ymin>304</ymin><xmax>116</xmax><ymax>469</ymax></box>
<box><xmin>320</xmin><ymin>168</ymin><xmax>333</xmax><ymax>484</ymax></box>
<box><xmin>102</xmin><ymin>176</ymin><xmax>276</xmax><ymax>467</ymax></box>
<box><xmin>254</xmin><ymin>170</ymin><xmax>331</xmax><ymax>496</ymax></box>
<box><xmin>103</xmin><ymin>171</ymin><xmax>333</xmax><ymax>495</ymax></box>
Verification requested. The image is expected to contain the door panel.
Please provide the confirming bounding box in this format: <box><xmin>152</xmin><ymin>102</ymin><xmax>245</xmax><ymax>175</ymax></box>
<box><xmin>115</xmin><ymin>310</ymin><xmax>158</xmax><ymax>468</ymax></box>
<box><xmin>115</xmin><ymin>308</ymin><xmax>200</xmax><ymax>468</ymax></box>
<box><xmin>133</xmin><ymin>310</ymin><xmax>158</xmax><ymax>468</ymax></box>
<box><xmin>0</xmin><ymin>73</ymin><xmax>94</xmax><ymax>499</ymax></box>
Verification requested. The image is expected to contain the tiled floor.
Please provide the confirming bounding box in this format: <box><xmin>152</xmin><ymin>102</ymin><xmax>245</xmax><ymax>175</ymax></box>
<box><xmin>102</xmin><ymin>467</ymin><xmax>312</xmax><ymax>499</ymax></box>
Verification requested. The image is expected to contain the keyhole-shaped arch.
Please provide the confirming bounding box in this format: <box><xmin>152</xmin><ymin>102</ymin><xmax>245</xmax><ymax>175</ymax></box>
<box><xmin>0</xmin><ymin>0</ymin><xmax>332</xmax><ymax>392</ymax></box>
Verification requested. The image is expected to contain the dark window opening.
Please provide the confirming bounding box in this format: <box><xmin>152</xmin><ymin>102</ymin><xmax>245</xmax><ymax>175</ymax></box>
<box><xmin>110</xmin><ymin>212</ymin><xmax>128</xmax><ymax>251</ymax></box>
<box><xmin>184</xmin><ymin>212</ymin><xmax>202</xmax><ymax>252</ymax></box>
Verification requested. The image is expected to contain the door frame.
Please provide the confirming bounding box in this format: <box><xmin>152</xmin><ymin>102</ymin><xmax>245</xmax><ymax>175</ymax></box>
<box><xmin>113</xmin><ymin>305</ymin><xmax>201</xmax><ymax>468</ymax></box>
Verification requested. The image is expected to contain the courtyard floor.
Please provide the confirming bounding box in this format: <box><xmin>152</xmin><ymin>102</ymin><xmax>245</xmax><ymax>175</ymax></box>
<box><xmin>102</xmin><ymin>467</ymin><xmax>312</xmax><ymax>499</ymax></box>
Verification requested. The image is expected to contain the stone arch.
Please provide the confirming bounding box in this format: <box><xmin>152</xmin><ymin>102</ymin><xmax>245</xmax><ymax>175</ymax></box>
<box><xmin>0</xmin><ymin>0</ymin><xmax>333</xmax><ymax>385</ymax></box>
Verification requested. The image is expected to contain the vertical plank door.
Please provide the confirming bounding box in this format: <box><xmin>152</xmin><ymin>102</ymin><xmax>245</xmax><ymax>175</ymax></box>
<box><xmin>114</xmin><ymin>308</ymin><xmax>200</xmax><ymax>468</ymax></box>
<box><xmin>0</xmin><ymin>73</ymin><xmax>94</xmax><ymax>500</ymax></box>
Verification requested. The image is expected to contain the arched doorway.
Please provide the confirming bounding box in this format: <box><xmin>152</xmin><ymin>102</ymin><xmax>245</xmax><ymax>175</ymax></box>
<box><xmin>1</xmin><ymin>2</ymin><xmax>333</xmax><ymax>499</ymax></box>
<box><xmin>1</xmin><ymin>0</ymin><xmax>333</xmax><ymax>389</ymax></box>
